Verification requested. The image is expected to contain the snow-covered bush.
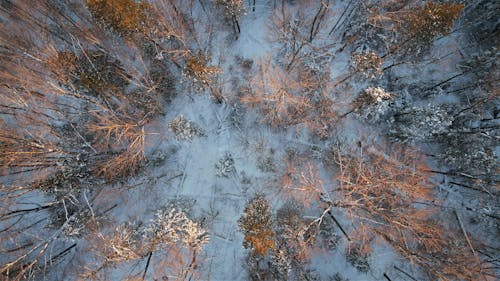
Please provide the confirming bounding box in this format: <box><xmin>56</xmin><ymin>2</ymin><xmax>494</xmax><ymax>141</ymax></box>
<box><xmin>437</xmin><ymin>132</ymin><xmax>496</xmax><ymax>176</ymax></box>
<box><xmin>355</xmin><ymin>86</ymin><xmax>394</xmax><ymax>123</ymax></box>
<box><xmin>215</xmin><ymin>153</ymin><xmax>235</xmax><ymax>177</ymax></box>
<box><xmin>362</xmin><ymin>86</ymin><xmax>393</xmax><ymax>103</ymax></box>
<box><xmin>146</xmin><ymin>208</ymin><xmax>209</xmax><ymax>251</ymax></box>
<box><xmin>169</xmin><ymin>115</ymin><xmax>205</xmax><ymax>141</ymax></box>
<box><xmin>182</xmin><ymin>218</ymin><xmax>210</xmax><ymax>251</ymax></box>
<box><xmin>146</xmin><ymin>208</ymin><xmax>189</xmax><ymax>245</ymax></box>
<box><xmin>103</xmin><ymin>223</ymin><xmax>143</xmax><ymax>263</ymax></box>
<box><xmin>388</xmin><ymin>105</ymin><xmax>454</xmax><ymax>142</ymax></box>
<box><xmin>351</xmin><ymin>50</ymin><xmax>383</xmax><ymax>79</ymax></box>
<box><xmin>257</xmin><ymin>155</ymin><xmax>276</xmax><ymax>173</ymax></box>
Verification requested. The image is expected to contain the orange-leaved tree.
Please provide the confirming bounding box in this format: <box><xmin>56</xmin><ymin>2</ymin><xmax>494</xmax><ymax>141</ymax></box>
<box><xmin>406</xmin><ymin>2</ymin><xmax>464</xmax><ymax>44</ymax></box>
<box><xmin>86</xmin><ymin>0</ymin><xmax>152</xmax><ymax>35</ymax></box>
<box><xmin>238</xmin><ymin>194</ymin><xmax>275</xmax><ymax>256</ymax></box>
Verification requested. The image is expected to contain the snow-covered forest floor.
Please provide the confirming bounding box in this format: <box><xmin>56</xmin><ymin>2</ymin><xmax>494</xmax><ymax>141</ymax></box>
<box><xmin>0</xmin><ymin>0</ymin><xmax>498</xmax><ymax>280</ymax></box>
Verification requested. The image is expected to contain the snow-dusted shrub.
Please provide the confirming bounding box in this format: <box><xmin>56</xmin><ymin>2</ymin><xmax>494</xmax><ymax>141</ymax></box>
<box><xmin>351</xmin><ymin>50</ymin><xmax>383</xmax><ymax>79</ymax></box>
<box><xmin>146</xmin><ymin>208</ymin><xmax>189</xmax><ymax>244</ymax></box>
<box><xmin>362</xmin><ymin>86</ymin><xmax>393</xmax><ymax>103</ymax></box>
<box><xmin>103</xmin><ymin>223</ymin><xmax>143</xmax><ymax>263</ymax></box>
<box><xmin>257</xmin><ymin>155</ymin><xmax>276</xmax><ymax>173</ymax></box>
<box><xmin>146</xmin><ymin>208</ymin><xmax>209</xmax><ymax>251</ymax></box>
<box><xmin>355</xmin><ymin>86</ymin><xmax>394</xmax><ymax>123</ymax></box>
<box><xmin>215</xmin><ymin>153</ymin><xmax>235</xmax><ymax>177</ymax></box>
<box><xmin>437</xmin><ymin>132</ymin><xmax>496</xmax><ymax>176</ymax></box>
<box><xmin>99</xmin><ymin>209</ymin><xmax>208</xmax><ymax>277</ymax></box>
<box><xmin>32</xmin><ymin>153</ymin><xmax>91</xmax><ymax>190</ymax></box>
<box><xmin>169</xmin><ymin>115</ymin><xmax>205</xmax><ymax>141</ymax></box>
<box><xmin>388</xmin><ymin>105</ymin><xmax>454</xmax><ymax>142</ymax></box>
<box><xmin>182</xmin><ymin>218</ymin><xmax>210</xmax><ymax>251</ymax></box>
<box><xmin>61</xmin><ymin>208</ymin><xmax>95</xmax><ymax>237</ymax></box>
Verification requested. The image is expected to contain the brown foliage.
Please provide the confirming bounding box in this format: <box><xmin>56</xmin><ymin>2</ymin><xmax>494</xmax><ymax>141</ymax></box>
<box><xmin>406</xmin><ymin>2</ymin><xmax>464</xmax><ymax>43</ymax></box>
<box><xmin>351</xmin><ymin>51</ymin><xmax>383</xmax><ymax>79</ymax></box>
<box><xmin>238</xmin><ymin>195</ymin><xmax>276</xmax><ymax>256</ymax></box>
<box><xmin>215</xmin><ymin>0</ymin><xmax>245</xmax><ymax>20</ymax></box>
<box><xmin>86</xmin><ymin>0</ymin><xmax>152</xmax><ymax>35</ymax></box>
<box><xmin>366</xmin><ymin>1</ymin><xmax>464</xmax><ymax>56</ymax></box>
